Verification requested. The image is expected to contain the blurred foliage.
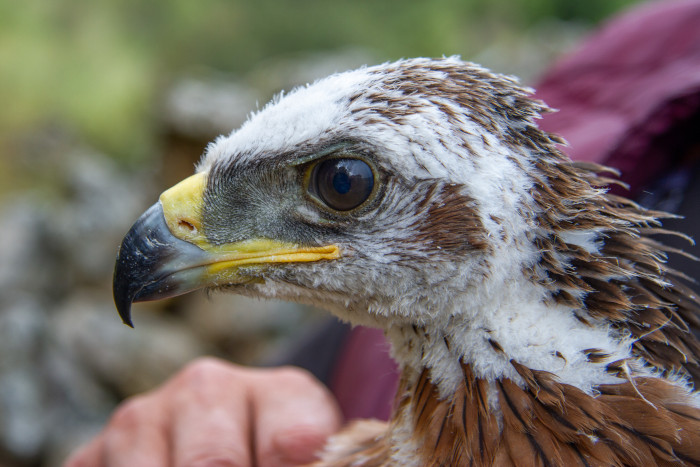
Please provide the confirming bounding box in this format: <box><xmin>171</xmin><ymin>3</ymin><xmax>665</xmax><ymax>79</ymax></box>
<box><xmin>1</xmin><ymin>0</ymin><xmax>643</xmax><ymax>166</ymax></box>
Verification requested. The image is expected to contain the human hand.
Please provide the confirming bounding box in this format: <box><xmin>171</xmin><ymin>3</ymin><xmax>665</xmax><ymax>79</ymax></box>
<box><xmin>65</xmin><ymin>357</ymin><xmax>342</xmax><ymax>467</ymax></box>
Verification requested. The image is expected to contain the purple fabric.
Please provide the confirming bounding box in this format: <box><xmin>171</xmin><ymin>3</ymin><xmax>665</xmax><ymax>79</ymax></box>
<box><xmin>329</xmin><ymin>327</ymin><xmax>397</xmax><ymax>421</ymax></box>
<box><xmin>535</xmin><ymin>0</ymin><xmax>700</xmax><ymax>195</ymax></box>
<box><xmin>330</xmin><ymin>0</ymin><xmax>700</xmax><ymax>421</ymax></box>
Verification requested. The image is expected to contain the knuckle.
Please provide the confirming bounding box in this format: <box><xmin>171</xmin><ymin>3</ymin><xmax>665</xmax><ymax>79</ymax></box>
<box><xmin>177</xmin><ymin>357</ymin><xmax>237</xmax><ymax>385</ymax></box>
<box><xmin>269</xmin><ymin>365</ymin><xmax>319</xmax><ymax>387</ymax></box>
<box><xmin>108</xmin><ymin>395</ymin><xmax>150</xmax><ymax>429</ymax></box>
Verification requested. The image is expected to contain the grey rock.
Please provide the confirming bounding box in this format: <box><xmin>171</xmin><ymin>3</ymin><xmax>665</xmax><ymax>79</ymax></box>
<box><xmin>0</xmin><ymin>298</ymin><xmax>47</xmax><ymax>460</ymax></box>
<box><xmin>52</xmin><ymin>294</ymin><xmax>210</xmax><ymax>396</ymax></box>
<box><xmin>164</xmin><ymin>78</ymin><xmax>258</xmax><ymax>139</ymax></box>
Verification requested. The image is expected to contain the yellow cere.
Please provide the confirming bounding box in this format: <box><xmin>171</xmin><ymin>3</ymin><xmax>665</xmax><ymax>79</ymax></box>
<box><xmin>159</xmin><ymin>172</ymin><xmax>208</xmax><ymax>247</ymax></box>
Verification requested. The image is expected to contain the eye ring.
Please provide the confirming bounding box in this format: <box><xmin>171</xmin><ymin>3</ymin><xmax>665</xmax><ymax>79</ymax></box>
<box><xmin>308</xmin><ymin>157</ymin><xmax>376</xmax><ymax>211</ymax></box>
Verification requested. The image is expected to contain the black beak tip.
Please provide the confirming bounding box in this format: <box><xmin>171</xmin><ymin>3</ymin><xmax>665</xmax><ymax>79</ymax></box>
<box><xmin>112</xmin><ymin>202</ymin><xmax>168</xmax><ymax>329</ymax></box>
<box><xmin>112</xmin><ymin>201</ymin><xmax>206</xmax><ymax>328</ymax></box>
<box><xmin>117</xmin><ymin>304</ymin><xmax>135</xmax><ymax>328</ymax></box>
<box><xmin>113</xmin><ymin>261</ymin><xmax>136</xmax><ymax>328</ymax></box>
<box><xmin>121</xmin><ymin>315</ymin><xmax>135</xmax><ymax>328</ymax></box>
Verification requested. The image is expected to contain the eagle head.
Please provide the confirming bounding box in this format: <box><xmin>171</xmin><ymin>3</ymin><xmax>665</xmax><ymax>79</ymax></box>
<box><xmin>115</xmin><ymin>57</ymin><xmax>700</xmax><ymax>383</ymax></box>
<box><xmin>115</xmin><ymin>57</ymin><xmax>560</xmax><ymax>327</ymax></box>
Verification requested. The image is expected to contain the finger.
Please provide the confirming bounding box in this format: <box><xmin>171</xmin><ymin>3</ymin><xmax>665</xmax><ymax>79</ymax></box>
<box><xmin>169</xmin><ymin>358</ymin><xmax>253</xmax><ymax>467</ymax></box>
<box><xmin>101</xmin><ymin>394</ymin><xmax>170</xmax><ymax>467</ymax></box>
<box><xmin>252</xmin><ymin>366</ymin><xmax>342</xmax><ymax>467</ymax></box>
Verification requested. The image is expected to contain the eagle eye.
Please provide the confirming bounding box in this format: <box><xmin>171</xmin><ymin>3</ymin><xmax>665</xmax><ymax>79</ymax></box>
<box><xmin>310</xmin><ymin>158</ymin><xmax>374</xmax><ymax>211</ymax></box>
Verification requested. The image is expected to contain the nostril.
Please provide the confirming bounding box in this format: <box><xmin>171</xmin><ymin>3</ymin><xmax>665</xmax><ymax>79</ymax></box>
<box><xmin>178</xmin><ymin>219</ymin><xmax>196</xmax><ymax>232</ymax></box>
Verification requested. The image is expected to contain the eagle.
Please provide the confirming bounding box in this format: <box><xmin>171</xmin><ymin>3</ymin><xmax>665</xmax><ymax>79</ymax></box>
<box><xmin>113</xmin><ymin>57</ymin><xmax>700</xmax><ymax>466</ymax></box>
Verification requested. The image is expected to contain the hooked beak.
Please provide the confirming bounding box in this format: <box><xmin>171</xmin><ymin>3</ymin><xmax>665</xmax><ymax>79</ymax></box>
<box><xmin>113</xmin><ymin>172</ymin><xmax>340</xmax><ymax>327</ymax></box>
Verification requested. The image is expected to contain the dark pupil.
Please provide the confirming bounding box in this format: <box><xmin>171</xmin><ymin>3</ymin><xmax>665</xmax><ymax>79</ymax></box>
<box><xmin>333</xmin><ymin>172</ymin><xmax>351</xmax><ymax>194</ymax></box>
<box><xmin>315</xmin><ymin>158</ymin><xmax>374</xmax><ymax>211</ymax></box>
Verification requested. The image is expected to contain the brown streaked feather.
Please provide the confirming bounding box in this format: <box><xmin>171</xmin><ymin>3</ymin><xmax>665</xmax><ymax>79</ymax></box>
<box><xmin>411</xmin><ymin>182</ymin><xmax>491</xmax><ymax>254</ymax></box>
<box><xmin>488</xmin><ymin>338</ymin><xmax>505</xmax><ymax>354</ymax></box>
<box><xmin>497</xmin><ymin>379</ymin><xmax>552</xmax><ymax>467</ymax></box>
<box><xmin>500</xmin><ymin>428</ymin><xmax>543</xmax><ymax>467</ymax></box>
<box><xmin>508</xmin><ymin>361</ymin><xmax>700</xmax><ymax>466</ymax></box>
<box><xmin>569</xmin><ymin>160</ymin><xmax>621</xmax><ymax>177</ymax></box>
<box><xmin>409</xmin><ymin>362</ymin><xmax>501</xmax><ymax>466</ymax></box>
<box><xmin>474</xmin><ymin>372</ymin><xmax>501</xmax><ymax>463</ymax></box>
<box><xmin>583</xmin><ymin>348</ymin><xmax>612</xmax><ymax>363</ymax></box>
<box><xmin>527</xmin><ymin>154</ymin><xmax>700</xmax><ymax>387</ymax></box>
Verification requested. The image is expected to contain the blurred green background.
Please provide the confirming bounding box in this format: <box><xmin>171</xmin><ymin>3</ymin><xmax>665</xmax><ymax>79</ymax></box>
<box><xmin>0</xmin><ymin>1</ymin><xmax>646</xmax><ymax>465</ymax></box>
<box><xmin>1</xmin><ymin>0</ymin><xmax>642</xmax><ymax>187</ymax></box>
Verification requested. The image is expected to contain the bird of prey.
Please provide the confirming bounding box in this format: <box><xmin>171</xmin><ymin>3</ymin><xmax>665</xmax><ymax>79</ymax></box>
<box><xmin>114</xmin><ymin>57</ymin><xmax>700</xmax><ymax>466</ymax></box>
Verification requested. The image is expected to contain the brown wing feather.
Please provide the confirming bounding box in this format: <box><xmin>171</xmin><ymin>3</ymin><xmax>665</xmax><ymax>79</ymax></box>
<box><xmin>510</xmin><ymin>361</ymin><xmax>700</xmax><ymax>466</ymax></box>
